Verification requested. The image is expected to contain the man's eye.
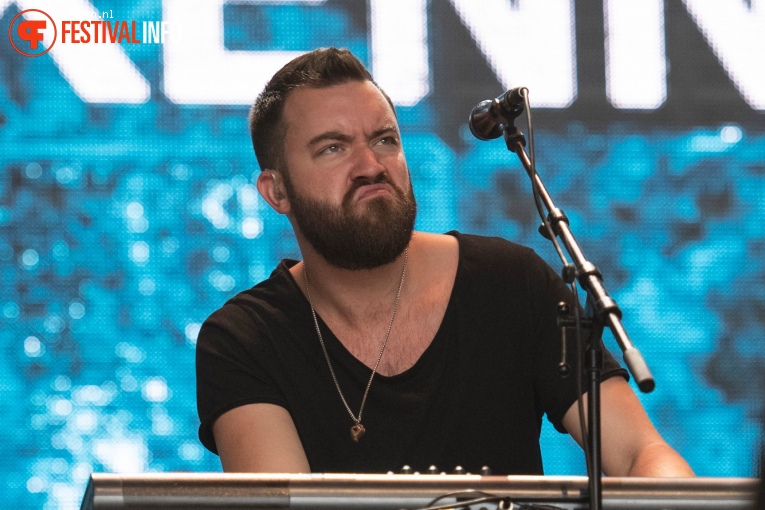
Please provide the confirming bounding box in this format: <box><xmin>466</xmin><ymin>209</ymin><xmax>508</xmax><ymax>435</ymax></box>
<box><xmin>378</xmin><ymin>136</ymin><xmax>398</xmax><ymax>146</ymax></box>
<box><xmin>320</xmin><ymin>144</ymin><xmax>341</xmax><ymax>154</ymax></box>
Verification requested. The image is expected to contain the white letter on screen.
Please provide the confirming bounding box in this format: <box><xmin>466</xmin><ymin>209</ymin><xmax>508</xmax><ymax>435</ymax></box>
<box><xmin>163</xmin><ymin>0</ymin><xmax>326</xmax><ymax>105</ymax></box>
<box><xmin>10</xmin><ymin>0</ymin><xmax>150</xmax><ymax>103</ymax></box>
<box><xmin>369</xmin><ymin>0</ymin><xmax>429</xmax><ymax>106</ymax></box>
<box><xmin>682</xmin><ymin>0</ymin><xmax>765</xmax><ymax>110</ymax></box>
<box><xmin>448</xmin><ymin>0</ymin><xmax>576</xmax><ymax>108</ymax></box>
<box><xmin>605</xmin><ymin>0</ymin><xmax>667</xmax><ymax>109</ymax></box>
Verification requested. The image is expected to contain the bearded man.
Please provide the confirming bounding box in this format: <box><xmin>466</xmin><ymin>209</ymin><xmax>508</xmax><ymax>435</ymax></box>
<box><xmin>195</xmin><ymin>47</ymin><xmax>694</xmax><ymax>477</ymax></box>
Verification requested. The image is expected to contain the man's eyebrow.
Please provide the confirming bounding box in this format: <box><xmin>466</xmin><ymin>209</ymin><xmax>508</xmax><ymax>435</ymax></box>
<box><xmin>307</xmin><ymin>131</ymin><xmax>352</xmax><ymax>147</ymax></box>
<box><xmin>306</xmin><ymin>125</ymin><xmax>399</xmax><ymax>148</ymax></box>
<box><xmin>370</xmin><ymin>125</ymin><xmax>399</xmax><ymax>139</ymax></box>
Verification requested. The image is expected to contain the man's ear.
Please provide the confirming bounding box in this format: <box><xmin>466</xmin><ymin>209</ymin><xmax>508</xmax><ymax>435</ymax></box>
<box><xmin>256</xmin><ymin>170</ymin><xmax>290</xmax><ymax>214</ymax></box>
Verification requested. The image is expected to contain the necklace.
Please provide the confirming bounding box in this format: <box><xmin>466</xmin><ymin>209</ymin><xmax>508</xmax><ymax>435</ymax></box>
<box><xmin>303</xmin><ymin>248</ymin><xmax>408</xmax><ymax>442</ymax></box>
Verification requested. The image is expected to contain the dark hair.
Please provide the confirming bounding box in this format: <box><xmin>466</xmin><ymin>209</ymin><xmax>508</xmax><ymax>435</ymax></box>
<box><xmin>248</xmin><ymin>47</ymin><xmax>393</xmax><ymax>172</ymax></box>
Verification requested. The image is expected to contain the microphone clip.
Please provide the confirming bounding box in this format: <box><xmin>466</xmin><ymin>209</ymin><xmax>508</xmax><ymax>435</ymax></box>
<box><xmin>468</xmin><ymin>87</ymin><xmax>526</xmax><ymax>141</ymax></box>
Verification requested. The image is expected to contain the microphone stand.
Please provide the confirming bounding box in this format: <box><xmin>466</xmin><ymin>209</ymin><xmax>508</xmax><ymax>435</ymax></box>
<box><xmin>500</xmin><ymin>125</ymin><xmax>655</xmax><ymax>510</ymax></box>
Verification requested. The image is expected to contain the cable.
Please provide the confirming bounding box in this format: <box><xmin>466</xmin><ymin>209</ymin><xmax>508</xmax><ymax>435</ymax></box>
<box><xmin>571</xmin><ymin>282</ymin><xmax>590</xmax><ymax>474</ymax></box>
<box><xmin>404</xmin><ymin>489</ymin><xmax>570</xmax><ymax>510</ymax></box>
<box><xmin>518</xmin><ymin>88</ymin><xmax>591</xmax><ymax>478</ymax></box>
<box><xmin>407</xmin><ymin>490</ymin><xmax>510</xmax><ymax>510</ymax></box>
<box><xmin>518</xmin><ymin>89</ymin><xmax>568</xmax><ymax>268</ymax></box>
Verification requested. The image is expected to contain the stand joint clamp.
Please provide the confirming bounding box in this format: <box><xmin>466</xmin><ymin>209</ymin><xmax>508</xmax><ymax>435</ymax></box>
<box><xmin>538</xmin><ymin>208</ymin><xmax>570</xmax><ymax>241</ymax></box>
<box><xmin>503</xmin><ymin>126</ymin><xmax>526</xmax><ymax>153</ymax></box>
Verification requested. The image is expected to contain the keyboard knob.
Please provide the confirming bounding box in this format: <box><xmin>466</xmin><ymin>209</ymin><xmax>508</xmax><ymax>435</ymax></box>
<box><xmin>401</xmin><ymin>465</ymin><xmax>413</xmax><ymax>474</ymax></box>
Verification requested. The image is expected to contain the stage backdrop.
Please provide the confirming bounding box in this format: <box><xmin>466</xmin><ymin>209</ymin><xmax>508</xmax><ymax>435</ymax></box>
<box><xmin>2</xmin><ymin>0</ymin><xmax>764</xmax><ymax>508</ymax></box>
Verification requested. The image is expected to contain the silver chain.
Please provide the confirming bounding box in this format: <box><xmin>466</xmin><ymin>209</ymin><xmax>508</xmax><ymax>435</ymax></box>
<box><xmin>303</xmin><ymin>248</ymin><xmax>408</xmax><ymax>428</ymax></box>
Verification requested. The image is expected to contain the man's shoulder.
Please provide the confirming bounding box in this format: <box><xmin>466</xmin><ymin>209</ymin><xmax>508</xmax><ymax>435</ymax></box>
<box><xmin>443</xmin><ymin>230</ymin><xmax>535</xmax><ymax>262</ymax></box>
<box><xmin>412</xmin><ymin>231</ymin><xmax>538</xmax><ymax>279</ymax></box>
<box><xmin>416</xmin><ymin>230</ymin><xmax>530</xmax><ymax>251</ymax></box>
<box><xmin>201</xmin><ymin>259</ymin><xmax>301</xmax><ymax>334</ymax></box>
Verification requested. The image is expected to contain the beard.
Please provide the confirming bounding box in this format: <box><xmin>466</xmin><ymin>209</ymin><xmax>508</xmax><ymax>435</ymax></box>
<box><xmin>282</xmin><ymin>171</ymin><xmax>417</xmax><ymax>270</ymax></box>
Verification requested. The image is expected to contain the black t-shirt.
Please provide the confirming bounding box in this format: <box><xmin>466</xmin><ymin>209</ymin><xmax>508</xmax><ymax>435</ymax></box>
<box><xmin>196</xmin><ymin>232</ymin><xmax>627</xmax><ymax>474</ymax></box>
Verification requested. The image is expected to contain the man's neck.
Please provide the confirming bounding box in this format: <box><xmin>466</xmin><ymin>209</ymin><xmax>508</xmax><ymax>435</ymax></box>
<box><xmin>290</xmin><ymin>234</ymin><xmax>416</xmax><ymax>327</ymax></box>
<box><xmin>290</xmin><ymin>231</ymin><xmax>459</xmax><ymax>374</ymax></box>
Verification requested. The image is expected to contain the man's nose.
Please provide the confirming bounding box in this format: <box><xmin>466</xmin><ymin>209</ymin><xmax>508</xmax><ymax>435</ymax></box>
<box><xmin>350</xmin><ymin>145</ymin><xmax>387</xmax><ymax>180</ymax></box>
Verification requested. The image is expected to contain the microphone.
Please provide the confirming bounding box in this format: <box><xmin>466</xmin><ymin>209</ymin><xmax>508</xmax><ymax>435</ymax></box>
<box><xmin>468</xmin><ymin>87</ymin><xmax>526</xmax><ymax>140</ymax></box>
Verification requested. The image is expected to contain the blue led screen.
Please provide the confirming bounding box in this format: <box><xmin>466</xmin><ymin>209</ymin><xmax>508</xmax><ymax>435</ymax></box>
<box><xmin>1</xmin><ymin>1</ymin><xmax>764</xmax><ymax>508</ymax></box>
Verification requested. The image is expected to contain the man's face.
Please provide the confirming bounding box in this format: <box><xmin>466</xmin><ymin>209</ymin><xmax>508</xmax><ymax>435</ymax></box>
<box><xmin>278</xmin><ymin>80</ymin><xmax>416</xmax><ymax>270</ymax></box>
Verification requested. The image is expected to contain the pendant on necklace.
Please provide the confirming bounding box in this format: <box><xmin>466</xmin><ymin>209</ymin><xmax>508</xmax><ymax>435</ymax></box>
<box><xmin>350</xmin><ymin>423</ymin><xmax>366</xmax><ymax>442</ymax></box>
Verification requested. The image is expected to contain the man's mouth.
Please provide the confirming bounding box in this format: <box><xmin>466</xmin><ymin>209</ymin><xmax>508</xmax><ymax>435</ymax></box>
<box><xmin>354</xmin><ymin>182</ymin><xmax>393</xmax><ymax>201</ymax></box>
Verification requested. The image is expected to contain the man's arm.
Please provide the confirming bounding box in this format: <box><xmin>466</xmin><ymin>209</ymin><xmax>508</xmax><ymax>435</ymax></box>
<box><xmin>562</xmin><ymin>377</ymin><xmax>695</xmax><ymax>477</ymax></box>
<box><xmin>213</xmin><ymin>403</ymin><xmax>311</xmax><ymax>473</ymax></box>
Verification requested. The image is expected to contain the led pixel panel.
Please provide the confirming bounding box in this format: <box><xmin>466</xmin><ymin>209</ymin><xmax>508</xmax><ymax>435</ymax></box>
<box><xmin>1</xmin><ymin>1</ymin><xmax>764</xmax><ymax>508</ymax></box>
